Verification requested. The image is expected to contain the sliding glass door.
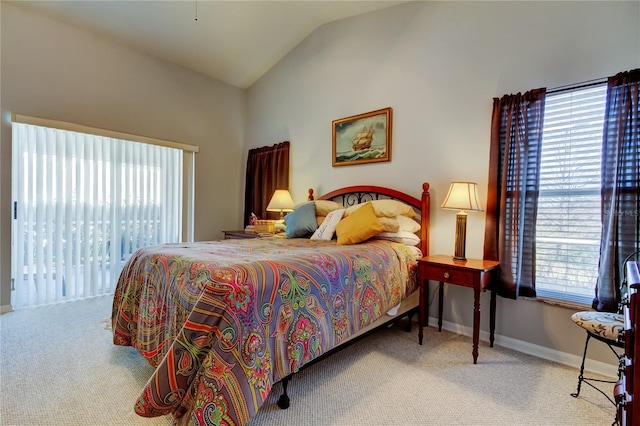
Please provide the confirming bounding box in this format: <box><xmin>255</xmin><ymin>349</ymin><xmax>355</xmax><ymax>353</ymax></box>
<box><xmin>11</xmin><ymin>122</ymin><xmax>183</xmax><ymax>308</ymax></box>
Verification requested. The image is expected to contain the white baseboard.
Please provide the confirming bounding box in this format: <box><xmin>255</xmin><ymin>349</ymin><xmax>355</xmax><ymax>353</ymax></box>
<box><xmin>428</xmin><ymin>315</ymin><xmax>618</xmax><ymax>379</ymax></box>
<box><xmin>0</xmin><ymin>304</ymin><xmax>14</xmax><ymax>314</ymax></box>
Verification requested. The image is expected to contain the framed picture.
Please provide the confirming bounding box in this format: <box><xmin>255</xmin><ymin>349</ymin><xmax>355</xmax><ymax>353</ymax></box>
<box><xmin>332</xmin><ymin>107</ymin><xmax>392</xmax><ymax>167</ymax></box>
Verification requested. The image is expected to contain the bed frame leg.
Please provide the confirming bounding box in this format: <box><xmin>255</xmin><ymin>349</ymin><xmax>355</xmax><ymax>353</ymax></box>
<box><xmin>277</xmin><ymin>376</ymin><xmax>290</xmax><ymax>409</ymax></box>
<box><xmin>404</xmin><ymin>312</ymin><xmax>414</xmax><ymax>332</ymax></box>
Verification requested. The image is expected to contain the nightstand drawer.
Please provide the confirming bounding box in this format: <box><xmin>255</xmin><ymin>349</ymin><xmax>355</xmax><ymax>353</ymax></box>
<box><xmin>421</xmin><ymin>264</ymin><xmax>474</xmax><ymax>287</ymax></box>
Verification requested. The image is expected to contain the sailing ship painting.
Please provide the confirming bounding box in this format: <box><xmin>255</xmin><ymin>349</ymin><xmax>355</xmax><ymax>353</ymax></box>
<box><xmin>352</xmin><ymin>126</ymin><xmax>374</xmax><ymax>151</ymax></box>
<box><xmin>332</xmin><ymin>107</ymin><xmax>392</xmax><ymax>167</ymax></box>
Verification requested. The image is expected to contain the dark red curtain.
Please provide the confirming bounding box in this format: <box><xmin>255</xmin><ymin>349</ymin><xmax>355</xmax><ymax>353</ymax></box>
<box><xmin>483</xmin><ymin>88</ymin><xmax>547</xmax><ymax>299</ymax></box>
<box><xmin>243</xmin><ymin>141</ymin><xmax>290</xmax><ymax>226</ymax></box>
<box><xmin>593</xmin><ymin>69</ymin><xmax>640</xmax><ymax>312</ymax></box>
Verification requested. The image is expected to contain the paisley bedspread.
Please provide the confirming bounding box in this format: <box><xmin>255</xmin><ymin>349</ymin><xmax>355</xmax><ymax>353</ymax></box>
<box><xmin>111</xmin><ymin>237</ymin><xmax>419</xmax><ymax>425</ymax></box>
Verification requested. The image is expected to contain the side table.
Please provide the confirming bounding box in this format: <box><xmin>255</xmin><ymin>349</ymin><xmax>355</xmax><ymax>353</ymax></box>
<box><xmin>418</xmin><ymin>254</ymin><xmax>500</xmax><ymax>364</ymax></box>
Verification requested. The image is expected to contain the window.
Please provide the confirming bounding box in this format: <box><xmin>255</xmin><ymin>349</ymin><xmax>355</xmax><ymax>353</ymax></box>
<box><xmin>11</xmin><ymin>116</ymin><xmax>197</xmax><ymax>308</ymax></box>
<box><xmin>535</xmin><ymin>84</ymin><xmax>608</xmax><ymax>305</ymax></box>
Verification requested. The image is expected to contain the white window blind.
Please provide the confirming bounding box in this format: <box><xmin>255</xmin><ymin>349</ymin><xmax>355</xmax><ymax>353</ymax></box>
<box><xmin>535</xmin><ymin>84</ymin><xmax>607</xmax><ymax>305</ymax></box>
<box><xmin>11</xmin><ymin>121</ymin><xmax>185</xmax><ymax>308</ymax></box>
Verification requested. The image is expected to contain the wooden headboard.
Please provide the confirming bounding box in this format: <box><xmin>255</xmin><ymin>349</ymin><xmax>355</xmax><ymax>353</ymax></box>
<box><xmin>308</xmin><ymin>182</ymin><xmax>430</xmax><ymax>256</ymax></box>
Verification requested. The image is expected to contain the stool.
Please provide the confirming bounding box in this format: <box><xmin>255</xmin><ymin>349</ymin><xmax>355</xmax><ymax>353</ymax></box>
<box><xmin>570</xmin><ymin>310</ymin><xmax>624</xmax><ymax>405</ymax></box>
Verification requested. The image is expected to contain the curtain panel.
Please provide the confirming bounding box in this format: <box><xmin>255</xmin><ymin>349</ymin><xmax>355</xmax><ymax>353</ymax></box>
<box><xmin>483</xmin><ymin>88</ymin><xmax>547</xmax><ymax>299</ymax></box>
<box><xmin>243</xmin><ymin>141</ymin><xmax>290</xmax><ymax>226</ymax></box>
<box><xmin>593</xmin><ymin>69</ymin><xmax>640</xmax><ymax>312</ymax></box>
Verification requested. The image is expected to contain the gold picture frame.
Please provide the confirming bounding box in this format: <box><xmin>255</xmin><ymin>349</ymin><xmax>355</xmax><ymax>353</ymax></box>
<box><xmin>332</xmin><ymin>107</ymin><xmax>392</xmax><ymax>167</ymax></box>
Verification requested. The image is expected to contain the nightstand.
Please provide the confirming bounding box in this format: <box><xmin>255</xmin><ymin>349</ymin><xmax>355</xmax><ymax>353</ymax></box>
<box><xmin>418</xmin><ymin>254</ymin><xmax>500</xmax><ymax>364</ymax></box>
<box><xmin>222</xmin><ymin>230</ymin><xmax>259</xmax><ymax>239</ymax></box>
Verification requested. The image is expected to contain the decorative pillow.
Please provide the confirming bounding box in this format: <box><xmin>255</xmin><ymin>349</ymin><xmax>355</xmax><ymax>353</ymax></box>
<box><xmin>335</xmin><ymin>202</ymin><xmax>385</xmax><ymax>245</ymax></box>
<box><xmin>316</xmin><ymin>216</ymin><xmax>326</xmax><ymax>226</ymax></box>
<box><xmin>284</xmin><ymin>202</ymin><xmax>318</xmax><ymax>238</ymax></box>
<box><xmin>378</xmin><ymin>216</ymin><xmax>400</xmax><ymax>233</ymax></box>
<box><xmin>345</xmin><ymin>199</ymin><xmax>416</xmax><ymax>218</ymax></box>
<box><xmin>373</xmin><ymin>231</ymin><xmax>421</xmax><ymax>246</ymax></box>
<box><xmin>294</xmin><ymin>201</ymin><xmax>312</xmax><ymax>210</ymax></box>
<box><xmin>294</xmin><ymin>200</ymin><xmax>343</xmax><ymax>216</ymax></box>
<box><xmin>311</xmin><ymin>209</ymin><xmax>346</xmax><ymax>240</ymax></box>
<box><xmin>315</xmin><ymin>200</ymin><xmax>344</xmax><ymax>216</ymax></box>
<box><xmin>396</xmin><ymin>215</ymin><xmax>421</xmax><ymax>233</ymax></box>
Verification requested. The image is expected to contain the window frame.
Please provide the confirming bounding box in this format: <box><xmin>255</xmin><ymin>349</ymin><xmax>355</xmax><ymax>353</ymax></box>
<box><xmin>534</xmin><ymin>82</ymin><xmax>608</xmax><ymax>306</ymax></box>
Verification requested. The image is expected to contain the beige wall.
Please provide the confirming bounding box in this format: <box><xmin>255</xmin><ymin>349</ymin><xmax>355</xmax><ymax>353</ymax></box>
<box><xmin>245</xmin><ymin>1</ymin><xmax>640</xmax><ymax>369</ymax></box>
<box><xmin>0</xmin><ymin>2</ymin><xmax>247</xmax><ymax>309</ymax></box>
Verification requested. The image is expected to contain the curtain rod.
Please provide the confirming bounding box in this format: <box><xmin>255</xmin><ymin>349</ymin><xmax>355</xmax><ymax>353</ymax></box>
<box><xmin>547</xmin><ymin>77</ymin><xmax>607</xmax><ymax>95</ymax></box>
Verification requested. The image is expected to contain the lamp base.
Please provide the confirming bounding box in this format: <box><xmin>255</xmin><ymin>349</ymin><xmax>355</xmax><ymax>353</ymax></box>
<box><xmin>453</xmin><ymin>211</ymin><xmax>467</xmax><ymax>261</ymax></box>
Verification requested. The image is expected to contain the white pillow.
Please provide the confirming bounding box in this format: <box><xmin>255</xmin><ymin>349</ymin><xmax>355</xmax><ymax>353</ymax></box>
<box><xmin>378</xmin><ymin>216</ymin><xmax>400</xmax><ymax>232</ymax></box>
<box><xmin>396</xmin><ymin>215</ymin><xmax>421</xmax><ymax>233</ymax></box>
<box><xmin>373</xmin><ymin>231</ymin><xmax>421</xmax><ymax>246</ymax></box>
<box><xmin>311</xmin><ymin>208</ymin><xmax>346</xmax><ymax>240</ymax></box>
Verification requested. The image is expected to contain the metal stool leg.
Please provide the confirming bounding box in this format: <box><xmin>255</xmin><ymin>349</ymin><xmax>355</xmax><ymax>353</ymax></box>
<box><xmin>572</xmin><ymin>331</ymin><xmax>622</xmax><ymax>407</ymax></box>
<box><xmin>571</xmin><ymin>333</ymin><xmax>591</xmax><ymax>398</ymax></box>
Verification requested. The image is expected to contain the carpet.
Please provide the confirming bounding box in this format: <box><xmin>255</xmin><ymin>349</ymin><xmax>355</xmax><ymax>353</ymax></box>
<box><xmin>0</xmin><ymin>295</ymin><xmax>615</xmax><ymax>425</ymax></box>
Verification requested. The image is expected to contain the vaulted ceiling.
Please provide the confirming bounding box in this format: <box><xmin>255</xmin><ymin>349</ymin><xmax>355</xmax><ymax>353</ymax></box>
<box><xmin>12</xmin><ymin>1</ymin><xmax>404</xmax><ymax>89</ymax></box>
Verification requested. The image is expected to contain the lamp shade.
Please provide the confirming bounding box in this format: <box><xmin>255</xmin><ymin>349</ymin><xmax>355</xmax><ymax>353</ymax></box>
<box><xmin>266</xmin><ymin>189</ymin><xmax>294</xmax><ymax>213</ymax></box>
<box><xmin>441</xmin><ymin>182</ymin><xmax>483</xmax><ymax>212</ymax></box>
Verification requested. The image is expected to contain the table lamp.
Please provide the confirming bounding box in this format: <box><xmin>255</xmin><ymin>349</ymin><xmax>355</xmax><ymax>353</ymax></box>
<box><xmin>266</xmin><ymin>189</ymin><xmax>294</xmax><ymax>220</ymax></box>
<box><xmin>441</xmin><ymin>182</ymin><xmax>483</xmax><ymax>261</ymax></box>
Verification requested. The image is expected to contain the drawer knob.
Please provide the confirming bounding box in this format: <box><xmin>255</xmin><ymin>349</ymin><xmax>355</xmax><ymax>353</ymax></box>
<box><xmin>444</xmin><ymin>272</ymin><xmax>450</xmax><ymax>279</ymax></box>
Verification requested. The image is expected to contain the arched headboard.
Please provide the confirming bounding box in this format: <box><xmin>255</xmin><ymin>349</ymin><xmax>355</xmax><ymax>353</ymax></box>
<box><xmin>309</xmin><ymin>182</ymin><xmax>430</xmax><ymax>256</ymax></box>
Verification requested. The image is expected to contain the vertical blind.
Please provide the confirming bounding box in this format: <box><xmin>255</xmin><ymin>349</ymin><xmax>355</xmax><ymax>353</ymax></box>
<box><xmin>12</xmin><ymin>122</ymin><xmax>184</xmax><ymax>308</ymax></box>
<box><xmin>536</xmin><ymin>84</ymin><xmax>607</xmax><ymax>304</ymax></box>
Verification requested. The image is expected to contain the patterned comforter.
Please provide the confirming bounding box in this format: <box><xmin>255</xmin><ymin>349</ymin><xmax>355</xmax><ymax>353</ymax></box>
<box><xmin>112</xmin><ymin>237</ymin><xmax>419</xmax><ymax>425</ymax></box>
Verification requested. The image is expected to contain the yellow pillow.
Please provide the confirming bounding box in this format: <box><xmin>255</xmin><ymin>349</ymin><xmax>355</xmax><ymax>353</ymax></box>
<box><xmin>336</xmin><ymin>202</ymin><xmax>385</xmax><ymax>245</ymax></box>
<box><xmin>294</xmin><ymin>200</ymin><xmax>343</xmax><ymax>216</ymax></box>
<box><xmin>345</xmin><ymin>199</ymin><xmax>416</xmax><ymax>218</ymax></box>
<box><xmin>315</xmin><ymin>200</ymin><xmax>344</xmax><ymax>216</ymax></box>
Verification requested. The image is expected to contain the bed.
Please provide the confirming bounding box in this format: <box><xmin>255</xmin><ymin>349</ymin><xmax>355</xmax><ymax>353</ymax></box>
<box><xmin>112</xmin><ymin>182</ymin><xmax>431</xmax><ymax>425</ymax></box>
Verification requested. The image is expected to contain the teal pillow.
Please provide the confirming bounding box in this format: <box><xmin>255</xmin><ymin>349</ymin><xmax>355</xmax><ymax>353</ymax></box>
<box><xmin>285</xmin><ymin>202</ymin><xmax>318</xmax><ymax>238</ymax></box>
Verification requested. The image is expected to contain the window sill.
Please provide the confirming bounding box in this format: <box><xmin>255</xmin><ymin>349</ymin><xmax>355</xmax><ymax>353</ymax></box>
<box><xmin>521</xmin><ymin>295</ymin><xmax>592</xmax><ymax>311</ymax></box>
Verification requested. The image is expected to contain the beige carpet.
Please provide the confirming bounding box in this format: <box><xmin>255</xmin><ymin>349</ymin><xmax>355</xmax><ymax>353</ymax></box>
<box><xmin>1</xmin><ymin>295</ymin><xmax>615</xmax><ymax>426</ymax></box>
